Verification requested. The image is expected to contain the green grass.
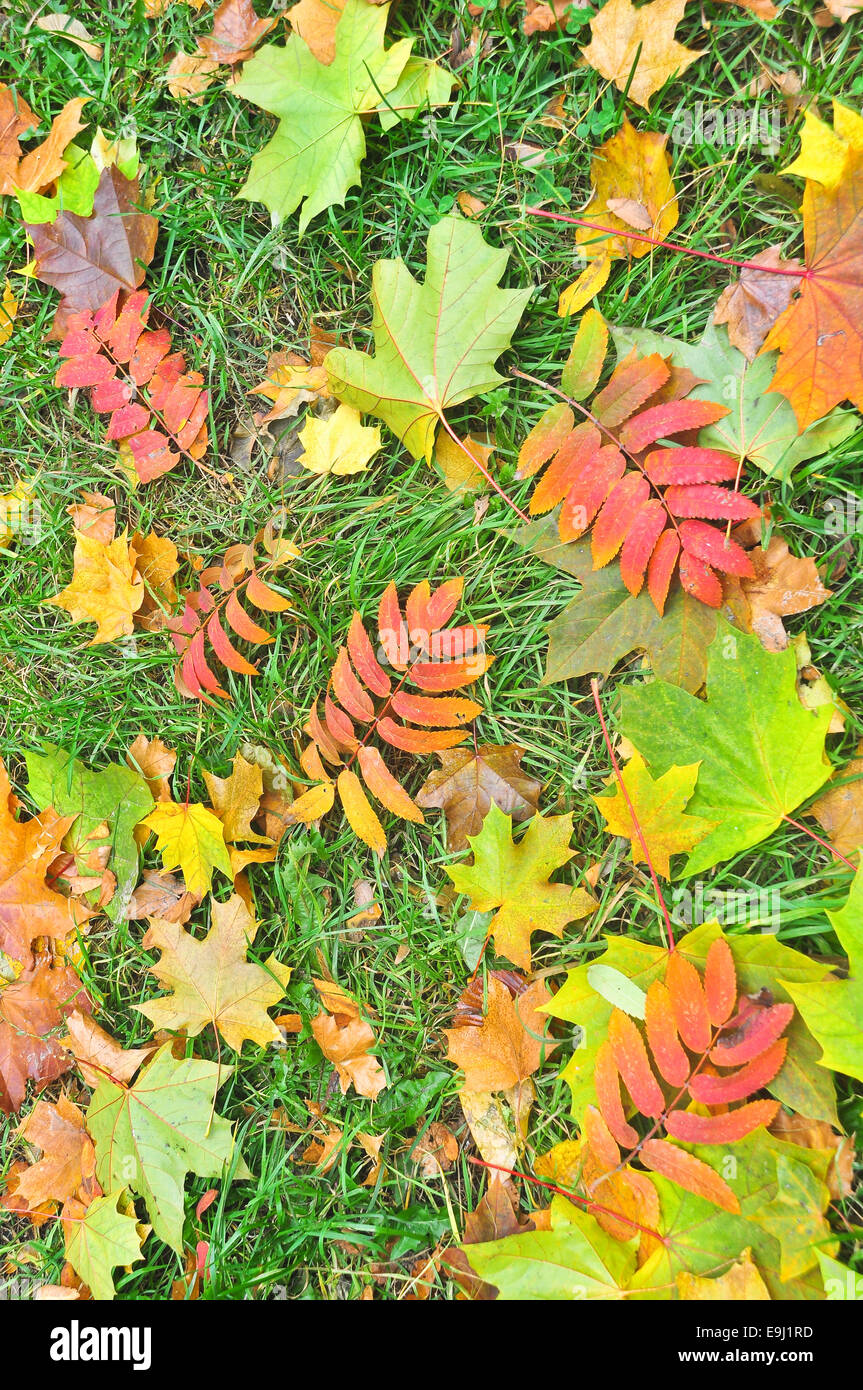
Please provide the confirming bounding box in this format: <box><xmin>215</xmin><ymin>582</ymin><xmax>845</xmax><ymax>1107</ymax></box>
<box><xmin>1</xmin><ymin>0</ymin><xmax>862</xmax><ymax>1300</ymax></box>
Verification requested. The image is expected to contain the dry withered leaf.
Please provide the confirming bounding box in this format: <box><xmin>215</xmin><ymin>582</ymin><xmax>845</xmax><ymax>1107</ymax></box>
<box><xmin>713</xmin><ymin>246</ymin><xmax>802</xmax><ymax>360</ymax></box>
<box><xmin>444</xmin><ymin>977</ymin><xmax>557</xmax><ymax>1095</ymax></box>
<box><xmin>443</xmin><ymin>1182</ymin><xmax>535</xmax><ymax>1299</ymax></box>
<box><xmin>0</xmin><ymin>960</ymin><xmax>92</xmax><ymax>1114</ymax></box>
<box><xmin>0</xmin><ymin>84</ymin><xmax>39</xmax><ymax>194</ymax></box>
<box><xmin>416</xmin><ymin>744</ymin><xmax>542</xmax><ymax>851</ymax></box>
<box><xmin>126</xmin><ymin>735</ymin><xmax>176</xmax><ymax>805</ymax></box>
<box><xmin>12</xmin><ymin>1094</ymin><xmax>97</xmax><ymax>1216</ymax></box>
<box><xmin>808</xmin><ymin>742</ymin><xmax>863</xmax><ymax>862</ymax></box>
<box><xmin>768</xmin><ymin>1109</ymin><xmax>855</xmax><ymax>1200</ymax></box>
<box><xmin>310</xmin><ymin>978</ymin><xmax>386</xmax><ymax>1099</ymax></box>
<box><xmin>723</xmin><ymin>530</ymin><xmax>832</xmax><ymax>652</ymax></box>
<box><xmin>413</xmin><ymin>1121</ymin><xmax>459</xmax><ymax>1177</ymax></box>
<box><xmin>127</xmin><ymin>870</ymin><xmax>200</xmax><ymax>925</ymax></box>
<box><xmin>0</xmin><ymin>757</ymin><xmax>84</xmax><ymax>967</ymax></box>
<box><xmin>165</xmin><ymin>52</ymin><xmax>220</xmax><ymax>102</ymax></box>
<box><xmin>581</xmin><ymin>0</ymin><xmax>704</xmax><ymax>111</ymax></box>
<box><xmin>60</xmin><ymin>1010</ymin><xmax>154</xmax><ymax>1090</ymax></box>
<box><xmin>196</xmin><ymin>0</ymin><xmax>278</xmax><ymax>65</ymax></box>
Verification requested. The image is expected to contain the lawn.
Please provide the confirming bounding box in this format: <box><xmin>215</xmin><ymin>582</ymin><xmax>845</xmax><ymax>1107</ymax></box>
<box><xmin>1</xmin><ymin>0</ymin><xmax>861</xmax><ymax>1302</ymax></box>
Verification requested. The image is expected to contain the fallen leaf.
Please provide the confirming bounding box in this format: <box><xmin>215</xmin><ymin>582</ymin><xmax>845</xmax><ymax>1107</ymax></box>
<box><xmin>763</xmin><ymin>140</ymin><xmax>863</xmax><ymax>428</ymax></box>
<box><xmin>523</xmin><ymin>0</ymin><xmax>581</xmax><ymax>34</ymax></box>
<box><xmin>0</xmin><ymin>278</ymin><xmax>18</xmax><ymax>345</ymax></box>
<box><xmin>0</xmin><ymin>757</ymin><xmax>83</xmax><ymax>966</ymax></box>
<box><xmin>34</xmin><ymin>14</ymin><xmax>103</xmax><ymax>60</ymax></box>
<box><xmin>27</xmin><ymin>168</ymin><xmax>158</xmax><ymax>337</ymax></box>
<box><xmin>46</xmin><ymin>524</ymin><xmax>144</xmax><ymax>645</ymax></box>
<box><xmin>86</xmin><ymin>1044</ymin><xmax>248</xmax><ymax>1253</ymax></box>
<box><xmin>592</xmin><ymin>751</ymin><xmax>718</xmax><ymax>878</ymax></box>
<box><xmin>301</xmin><ymin>1120</ymin><xmax>345</xmax><ymax>1171</ymax></box>
<box><xmin>326</xmin><ymin>215</ymin><xmax>531</xmax><ymax>461</ymax></box>
<box><xmin>128</xmin><ymin>871</ymin><xmax>200</xmax><ymax>925</ymax></box>
<box><xmin>782</xmin><ymin>99</ymin><xmax>863</xmax><ymax>191</ymax></box>
<box><xmin>722</xmin><ymin>532</ymin><xmax>832</xmax><ymax>652</ymax></box>
<box><xmin>445</xmin><ymin>803</ymin><xmax>596</xmax><ymax>971</ymax></box>
<box><xmin>809</xmin><ymin>742</ymin><xmax>863</xmax><ymax>861</ymax></box>
<box><xmin>310</xmin><ymin>983</ymin><xmax>386</xmax><ymax>1098</ymax></box>
<box><xmin>196</xmin><ymin>0</ymin><xmax>278</xmax><ymax>64</ymax></box>
<box><xmin>0</xmin><ymin>84</ymin><xmax>39</xmax><ymax>195</ymax></box>
<box><xmin>768</xmin><ymin>1109</ymin><xmax>855</xmax><ymax>1200</ymax></box>
<box><xmin>781</xmin><ymin>866</ymin><xmax>863</xmax><ymax>1083</ymax></box>
<box><xmin>10</xmin><ymin>97</ymin><xmax>88</xmax><ymax>194</ymax></box>
<box><xmin>1</xmin><ymin>959</ymin><xmax>91</xmax><ymax>1114</ymax></box>
<box><xmin>165</xmin><ymin>53</ymin><xmax>220</xmax><ymax>103</ymax></box>
<box><xmin>126</xmin><ymin>736</ymin><xmax>176</xmax><ymax>805</ymax></box>
<box><xmin>139</xmin><ymin>802</ymin><xmax>233</xmax><ymax>898</ymax></box>
<box><xmin>62</xmin><ymin>1190</ymin><xmax>144</xmax><ymax>1301</ymax></box>
<box><xmin>137</xmin><ymin>894</ymin><xmax>292</xmax><ymax>1050</ymax></box>
<box><xmin>202</xmin><ymin>753</ymin><xmax>272</xmax><ymax>846</ymax></box>
<box><xmin>713</xmin><ymin>246</ymin><xmax>802</xmax><ymax>361</ymax></box>
<box><xmin>413</xmin><ymin>1121</ymin><xmax>459</xmax><ymax>1176</ymax></box>
<box><xmin>61</xmin><ymin>1011</ymin><xmax>154</xmax><ymax>1090</ymax></box>
<box><xmin>455</xmin><ymin>191</ymin><xmax>486</xmax><ymax>218</ymax></box>
<box><xmin>416</xmin><ymin>744</ymin><xmax>542</xmax><ymax>851</ymax></box>
<box><xmin>434</xmin><ymin>433</ymin><xmax>494</xmax><ymax>493</ymax></box>
<box><xmin>445</xmin><ymin>977</ymin><xmax>557</xmax><ymax>1094</ymax></box>
<box><xmin>677</xmin><ymin>1248</ymin><xmax>771</xmax><ymax>1300</ymax></box>
<box><xmin>288</xmin><ymin>0</ymin><xmax>348</xmax><ymax>63</ymax></box>
<box><xmin>12</xmin><ymin>1095</ymin><xmax>96</xmax><ymax>1214</ymax></box>
<box><xmin>581</xmin><ymin>0</ymin><xmax>704</xmax><ymax>112</ymax></box>
<box><xmin>297</xmin><ymin>402</ymin><xmax>382</xmax><ymax>475</ymax></box>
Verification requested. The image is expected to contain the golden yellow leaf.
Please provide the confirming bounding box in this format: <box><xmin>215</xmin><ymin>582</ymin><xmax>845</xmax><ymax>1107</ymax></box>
<box><xmin>45</xmin><ymin>530</ymin><xmax>144</xmax><ymax>645</ymax></box>
<box><xmin>0</xmin><ymin>278</ymin><xmax>18</xmax><ymax>345</ymax></box>
<box><xmin>558</xmin><ymin>252</ymin><xmax>611</xmax><ymax>317</ymax></box>
<box><xmin>0</xmin><ymin>478</ymin><xmax>34</xmax><ymax>546</ymax></box>
<box><xmin>139</xmin><ymin>801</ymin><xmax>233</xmax><ymax>897</ymax></box>
<box><xmin>202</xmin><ymin>752</ymin><xmax>272</xmax><ymax>846</ymax></box>
<box><xmin>444</xmin><ymin>978</ymin><xmax>557</xmax><ymax>1094</ymax></box>
<box><xmin>298</xmin><ymin>402</ymin><xmax>382</xmax><ymax>476</ymax></box>
<box><xmin>575</xmin><ymin>118</ymin><xmax>678</xmax><ymax>266</ymax></box>
<box><xmin>435</xmin><ymin>433</ymin><xmax>494</xmax><ymax>493</ymax></box>
<box><xmin>782</xmin><ymin>100</ymin><xmax>863</xmax><ymax>190</ymax></box>
<box><xmin>251</xmin><ymin>352</ymin><xmax>331</xmax><ymax>424</ymax></box>
<box><xmin>592</xmin><ymin>751</ymin><xmax>718</xmax><ymax>878</ymax></box>
<box><xmin>581</xmin><ymin>0</ymin><xmax>704</xmax><ymax>111</ymax></box>
<box><xmin>14</xmin><ymin>97</ymin><xmax>89</xmax><ymax>194</ymax></box>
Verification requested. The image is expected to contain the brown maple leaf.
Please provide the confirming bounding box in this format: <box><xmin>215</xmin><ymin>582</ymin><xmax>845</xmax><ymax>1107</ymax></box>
<box><xmin>443</xmin><ymin>1181</ymin><xmax>536</xmax><ymax>1300</ymax></box>
<box><xmin>126</xmin><ymin>735</ymin><xmax>176</xmax><ymax>805</ymax></box>
<box><xmin>310</xmin><ymin>978</ymin><xmax>386</xmax><ymax>1099</ymax></box>
<box><xmin>722</xmin><ymin>528</ymin><xmax>832</xmax><ymax>652</ymax></box>
<box><xmin>127</xmin><ymin>869</ymin><xmax>200</xmax><ymax>924</ymax></box>
<box><xmin>0</xmin><ymin>960</ymin><xmax>91</xmax><ymax>1114</ymax></box>
<box><xmin>27</xmin><ymin>167</ymin><xmax>158</xmax><ymax>337</ymax></box>
<box><xmin>196</xmin><ymin>0</ymin><xmax>278</xmax><ymax>64</ymax></box>
<box><xmin>763</xmin><ymin>147</ymin><xmax>863</xmax><ymax>427</ymax></box>
<box><xmin>0</xmin><ymin>757</ymin><xmax>85</xmax><ymax>966</ymax></box>
<box><xmin>416</xmin><ymin>744</ymin><xmax>542</xmax><ymax>851</ymax></box>
<box><xmin>713</xmin><ymin>246</ymin><xmax>802</xmax><ymax>361</ymax></box>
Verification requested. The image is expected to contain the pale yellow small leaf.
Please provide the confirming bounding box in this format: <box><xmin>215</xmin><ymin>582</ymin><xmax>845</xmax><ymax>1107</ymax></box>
<box><xmin>298</xmin><ymin>403</ymin><xmax>382</xmax><ymax>476</ymax></box>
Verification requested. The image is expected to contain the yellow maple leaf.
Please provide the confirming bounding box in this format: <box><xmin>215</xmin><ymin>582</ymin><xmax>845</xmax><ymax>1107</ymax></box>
<box><xmin>592</xmin><ymin>751</ymin><xmax>717</xmax><ymax>878</ymax></box>
<box><xmin>45</xmin><ymin>529</ymin><xmax>144</xmax><ymax>644</ymax></box>
<box><xmin>298</xmin><ymin>403</ymin><xmax>382</xmax><ymax>476</ymax></box>
<box><xmin>0</xmin><ymin>478</ymin><xmax>35</xmax><ymax>547</ymax></box>
<box><xmin>139</xmin><ymin>801</ymin><xmax>233</xmax><ymax>897</ymax></box>
<box><xmin>782</xmin><ymin>100</ymin><xmax>863</xmax><ymax>191</ymax></box>
<box><xmin>136</xmin><ymin>893</ymin><xmax>292</xmax><ymax>1051</ymax></box>
<box><xmin>581</xmin><ymin>0</ymin><xmax>704</xmax><ymax>112</ymax></box>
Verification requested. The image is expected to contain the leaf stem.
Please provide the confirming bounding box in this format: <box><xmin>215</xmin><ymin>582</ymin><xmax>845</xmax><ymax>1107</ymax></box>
<box><xmin>523</xmin><ymin>207</ymin><xmax>813</xmax><ymax>279</ymax></box>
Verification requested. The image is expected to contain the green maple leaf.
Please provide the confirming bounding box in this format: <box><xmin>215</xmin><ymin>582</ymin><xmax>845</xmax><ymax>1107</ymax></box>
<box><xmin>233</xmin><ymin>0</ymin><xmax>449</xmax><ymax>231</ymax></box>
<box><xmin>546</xmin><ymin>923</ymin><xmax>837</xmax><ymax>1126</ymax></box>
<box><xmin>611</xmin><ymin>321</ymin><xmax>859</xmax><ymax>482</ymax></box>
<box><xmin>86</xmin><ymin>1044</ymin><xmax>249</xmax><ymax>1254</ymax></box>
<box><xmin>621</xmin><ymin>622</ymin><xmax>831</xmax><ymax>875</ymax></box>
<box><xmin>444</xmin><ymin>802</ymin><xmax>596</xmax><ymax>972</ymax></box>
<box><xmin>325</xmin><ymin>215</ymin><xmax>532</xmax><ymax>461</ymax></box>
<box><xmin>512</xmin><ymin>517</ymin><xmax>717</xmax><ymax>692</ymax></box>
<box><xmin>63</xmin><ymin>1190</ymin><xmax>144</xmax><ymax>1301</ymax></box>
<box><xmin>782</xmin><ymin>866</ymin><xmax>863</xmax><ymax>1083</ymax></box>
<box><xmin>463</xmin><ymin>1195</ymin><xmax>636</xmax><ymax>1300</ymax></box>
<box><xmin>25</xmin><ymin>744</ymin><xmax>154</xmax><ymax>922</ymax></box>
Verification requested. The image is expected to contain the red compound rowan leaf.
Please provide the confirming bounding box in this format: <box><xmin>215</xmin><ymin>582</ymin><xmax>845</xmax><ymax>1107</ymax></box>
<box><xmin>590</xmin><ymin>939</ymin><xmax>792</xmax><ymax>1212</ymax></box>
<box><xmin>290</xmin><ymin>577</ymin><xmax>494</xmax><ymax>854</ymax></box>
<box><xmin>55</xmin><ymin>288</ymin><xmax>209</xmax><ymax>484</ymax></box>
<box><xmin>166</xmin><ymin>530</ymin><xmax>295</xmax><ymax>704</ymax></box>
<box><xmin>517</xmin><ymin>347</ymin><xmax>761</xmax><ymax>613</ymax></box>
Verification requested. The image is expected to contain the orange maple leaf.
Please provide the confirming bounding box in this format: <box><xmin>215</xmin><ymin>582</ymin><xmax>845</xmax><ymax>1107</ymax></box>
<box><xmin>763</xmin><ymin>148</ymin><xmax>863</xmax><ymax>428</ymax></box>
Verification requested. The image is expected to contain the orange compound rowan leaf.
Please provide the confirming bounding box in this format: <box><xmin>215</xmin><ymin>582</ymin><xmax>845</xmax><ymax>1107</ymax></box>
<box><xmin>688</xmin><ymin>1038</ymin><xmax>788</xmax><ymax>1105</ymax></box>
<box><xmin>665</xmin><ymin>1097</ymin><xmax>780</xmax><ymax>1144</ymax></box>
<box><xmin>55</xmin><ymin>289</ymin><xmax>209</xmax><ymax>484</ymax></box>
<box><xmin>709</xmin><ymin>1001</ymin><xmax>795</xmax><ymax>1066</ymax></box>
<box><xmin>664</xmin><ymin>951</ymin><xmax>712</xmax><ymax>1053</ymax></box>
<box><xmin>296</xmin><ymin>577</ymin><xmax>493</xmax><ymax>853</ymax></box>
<box><xmin>167</xmin><ymin>533</ymin><xmax>296</xmax><ymax>704</ymax></box>
<box><xmin>591</xmin><ymin>939</ymin><xmax>794</xmax><ymax>1208</ymax></box>
<box><xmin>704</xmin><ymin>937</ymin><xmax>736</xmax><ymax>1027</ymax></box>
<box><xmin>519</xmin><ymin>344</ymin><xmax>761</xmax><ymax>612</ymax></box>
<box><xmin>639</xmin><ymin>1139</ymin><xmax>740</xmax><ymax>1214</ymax></box>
